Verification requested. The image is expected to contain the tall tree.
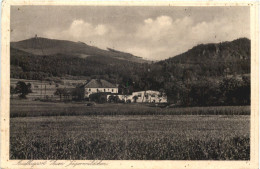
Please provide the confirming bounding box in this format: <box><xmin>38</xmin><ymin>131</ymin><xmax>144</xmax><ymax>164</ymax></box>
<box><xmin>15</xmin><ymin>81</ymin><xmax>32</xmax><ymax>98</ymax></box>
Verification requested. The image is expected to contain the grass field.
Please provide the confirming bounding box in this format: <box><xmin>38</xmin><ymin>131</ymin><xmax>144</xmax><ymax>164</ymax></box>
<box><xmin>10</xmin><ymin>99</ymin><xmax>250</xmax><ymax>117</ymax></box>
<box><xmin>10</xmin><ymin>100</ymin><xmax>250</xmax><ymax>160</ymax></box>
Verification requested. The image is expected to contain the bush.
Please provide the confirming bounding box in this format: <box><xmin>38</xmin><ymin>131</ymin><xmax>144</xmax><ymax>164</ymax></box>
<box><xmin>126</xmin><ymin>99</ymin><xmax>131</xmax><ymax>103</ymax></box>
<box><xmin>108</xmin><ymin>95</ymin><xmax>120</xmax><ymax>103</ymax></box>
<box><xmin>89</xmin><ymin>93</ymin><xmax>108</xmax><ymax>103</ymax></box>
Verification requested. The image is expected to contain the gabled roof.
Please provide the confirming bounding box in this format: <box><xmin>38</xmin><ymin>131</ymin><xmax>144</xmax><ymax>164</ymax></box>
<box><xmin>84</xmin><ymin>79</ymin><xmax>117</xmax><ymax>88</ymax></box>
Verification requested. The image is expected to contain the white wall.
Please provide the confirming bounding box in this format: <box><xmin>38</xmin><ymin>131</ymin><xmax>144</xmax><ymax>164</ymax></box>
<box><xmin>85</xmin><ymin>87</ymin><xmax>118</xmax><ymax>97</ymax></box>
<box><xmin>107</xmin><ymin>90</ymin><xmax>167</xmax><ymax>103</ymax></box>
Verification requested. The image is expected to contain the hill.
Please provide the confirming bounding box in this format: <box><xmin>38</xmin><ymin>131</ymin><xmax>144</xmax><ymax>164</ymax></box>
<box><xmin>11</xmin><ymin>37</ymin><xmax>149</xmax><ymax>63</ymax></box>
<box><xmin>139</xmin><ymin>38</ymin><xmax>251</xmax><ymax>106</ymax></box>
<box><xmin>156</xmin><ymin>38</ymin><xmax>250</xmax><ymax>78</ymax></box>
<box><xmin>11</xmin><ymin>37</ymin><xmax>250</xmax><ymax>81</ymax></box>
<box><xmin>10</xmin><ymin>46</ymin><xmax>146</xmax><ymax>83</ymax></box>
<box><xmin>166</xmin><ymin>38</ymin><xmax>250</xmax><ymax>63</ymax></box>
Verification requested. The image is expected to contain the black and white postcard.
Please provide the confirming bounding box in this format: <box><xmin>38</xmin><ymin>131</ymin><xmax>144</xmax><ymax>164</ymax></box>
<box><xmin>0</xmin><ymin>1</ymin><xmax>259</xmax><ymax>169</ymax></box>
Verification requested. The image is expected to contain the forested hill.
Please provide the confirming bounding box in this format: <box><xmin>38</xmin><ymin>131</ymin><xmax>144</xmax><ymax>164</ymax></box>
<box><xmin>10</xmin><ymin>46</ymin><xmax>146</xmax><ymax>82</ymax></box>
<box><xmin>143</xmin><ymin>38</ymin><xmax>250</xmax><ymax>106</ymax></box>
<box><xmin>155</xmin><ymin>38</ymin><xmax>250</xmax><ymax>78</ymax></box>
<box><xmin>11</xmin><ymin>37</ymin><xmax>149</xmax><ymax>63</ymax></box>
<box><xmin>11</xmin><ymin>37</ymin><xmax>250</xmax><ymax>82</ymax></box>
<box><xmin>166</xmin><ymin>38</ymin><xmax>250</xmax><ymax>63</ymax></box>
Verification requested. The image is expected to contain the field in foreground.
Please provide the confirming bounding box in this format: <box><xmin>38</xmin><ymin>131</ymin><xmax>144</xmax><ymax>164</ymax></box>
<box><xmin>10</xmin><ymin>115</ymin><xmax>250</xmax><ymax>160</ymax></box>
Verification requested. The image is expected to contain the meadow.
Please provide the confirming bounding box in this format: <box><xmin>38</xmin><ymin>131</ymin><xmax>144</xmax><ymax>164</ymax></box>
<box><xmin>10</xmin><ymin>100</ymin><xmax>250</xmax><ymax>117</ymax></box>
<box><xmin>10</xmin><ymin>100</ymin><xmax>250</xmax><ymax>160</ymax></box>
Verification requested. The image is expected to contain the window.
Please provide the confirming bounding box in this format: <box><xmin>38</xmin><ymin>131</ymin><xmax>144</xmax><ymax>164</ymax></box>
<box><xmin>89</xmin><ymin>89</ymin><xmax>91</xmax><ymax>91</ymax></box>
<box><xmin>104</xmin><ymin>89</ymin><xmax>106</xmax><ymax>92</ymax></box>
<box><xmin>112</xmin><ymin>89</ymin><xmax>114</xmax><ymax>92</ymax></box>
<box><xmin>151</xmin><ymin>94</ymin><xmax>155</xmax><ymax>97</ymax></box>
<box><xmin>34</xmin><ymin>85</ymin><xmax>39</xmax><ymax>88</ymax></box>
<box><xmin>138</xmin><ymin>94</ymin><xmax>141</xmax><ymax>97</ymax></box>
<box><xmin>97</xmin><ymin>89</ymin><xmax>99</xmax><ymax>92</ymax></box>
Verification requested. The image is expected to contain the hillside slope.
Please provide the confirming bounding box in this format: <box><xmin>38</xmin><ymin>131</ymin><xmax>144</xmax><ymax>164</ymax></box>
<box><xmin>11</xmin><ymin>37</ymin><xmax>250</xmax><ymax>81</ymax></box>
<box><xmin>10</xmin><ymin>46</ymin><xmax>146</xmax><ymax>82</ymax></box>
<box><xmin>11</xmin><ymin>37</ymin><xmax>149</xmax><ymax>63</ymax></box>
<box><xmin>155</xmin><ymin>38</ymin><xmax>250</xmax><ymax>78</ymax></box>
<box><xmin>167</xmin><ymin>38</ymin><xmax>250</xmax><ymax>63</ymax></box>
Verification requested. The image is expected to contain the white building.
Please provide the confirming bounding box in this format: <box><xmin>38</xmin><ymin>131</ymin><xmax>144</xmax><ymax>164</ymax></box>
<box><xmin>131</xmin><ymin>90</ymin><xmax>167</xmax><ymax>103</ymax></box>
<box><xmin>107</xmin><ymin>90</ymin><xmax>167</xmax><ymax>103</ymax></box>
<box><xmin>82</xmin><ymin>79</ymin><xmax>118</xmax><ymax>98</ymax></box>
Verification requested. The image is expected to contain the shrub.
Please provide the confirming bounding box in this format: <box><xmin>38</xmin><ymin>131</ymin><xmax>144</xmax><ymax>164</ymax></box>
<box><xmin>89</xmin><ymin>93</ymin><xmax>108</xmax><ymax>103</ymax></box>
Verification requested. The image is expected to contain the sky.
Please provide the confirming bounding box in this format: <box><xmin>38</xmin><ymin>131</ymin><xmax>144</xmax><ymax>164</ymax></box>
<box><xmin>11</xmin><ymin>6</ymin><xmax>250</xmax><ymax>60</ymax></box>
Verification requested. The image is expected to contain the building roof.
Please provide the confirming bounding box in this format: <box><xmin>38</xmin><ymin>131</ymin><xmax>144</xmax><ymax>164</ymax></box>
<box><xmin>84</xmin><ymin>79</ymin><xmax>117</xmax><ymax>88</ymax></box>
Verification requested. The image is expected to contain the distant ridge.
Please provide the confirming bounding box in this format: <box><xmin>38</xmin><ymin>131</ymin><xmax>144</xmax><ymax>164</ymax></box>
<box><xmin>155</xmin><ymin>38</ymin><xmax>250</xmax><ymax>78</ymax></box>
<box><xmin>11</xmin><ymin>37</ymin><xmax>150</xmax><ymax>63</ymax></box>
<box><xmin>164</xmin><ymin>38</ymin><xmax>250</xmax><ymax>63</ymax></box>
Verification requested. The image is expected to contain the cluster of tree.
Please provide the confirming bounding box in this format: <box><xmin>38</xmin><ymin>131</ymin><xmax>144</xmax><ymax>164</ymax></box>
<box><xmin>89</xmin><ymin>93</ymin><xmax>108</xmax><ymax>103</ymax></box>
<box><xmin>11</xmin><ymin>81</ymin><xmax>32</xmax><ymax>98</ymax></box>
<box><xmin>117</xmin><ymin>74</ymin><xmax>250</xmax><ymax>106</ymax></box>
<box><xmin>107</xmin><ymin>95</ymin><xmax>120</xmax><ymax>103</ymax></box>
<box><xmin>165</xmin><ymin>76</ymin><xmax>250</xmax><ymax>106</ymax></box>
<box><xmin>219</xmin><ymin>76</ymin><xmax>250</xmax><ymax>105</ymax></box>
<box><xmin>53</xmin><ymin>86</ymin><xmax>85</xmax><ymax>101</ymax></box>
